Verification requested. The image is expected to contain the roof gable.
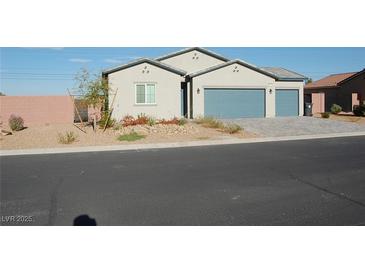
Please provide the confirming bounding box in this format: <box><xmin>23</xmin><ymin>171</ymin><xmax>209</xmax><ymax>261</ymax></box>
<box><xmin>188</xmin><ymin>59</ymin><xmax>279</xmax><ymax>79</ymax></box>
<box><xmin>338</xmin><ymin>69</ymin><xmax>365</xmax><ymax>85</ymax></box>
<box><xmin>155</xmin><ymin>47</ymin><xmax>229</xmax><ymax>62</ymax></box>
<box><xmin>102</xmin><ymin>58</ymin><xmax>186</xmax><ymax>76</ymax></box>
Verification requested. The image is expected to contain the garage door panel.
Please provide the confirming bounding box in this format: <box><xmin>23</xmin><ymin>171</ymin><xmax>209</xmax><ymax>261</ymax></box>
<box><xmin>204</xmin><ymin>88</ymin><xmax>265</xmax><ymax>118</ymax></box>
<box><xmin>275</xmin><ymin>89</ymin><xmax>299</xmax><ymax>117</ymax></box>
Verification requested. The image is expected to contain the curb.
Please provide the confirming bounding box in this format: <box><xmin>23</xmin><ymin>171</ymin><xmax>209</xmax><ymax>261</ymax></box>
<box><xmin>1</xmin><ymin>131</ymin><xmax>365</xmax><ymax>156</ymax></box>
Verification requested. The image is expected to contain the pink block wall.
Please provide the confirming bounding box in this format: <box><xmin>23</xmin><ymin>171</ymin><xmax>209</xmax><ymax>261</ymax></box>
<box><xmin>0</xmin><ymin>96</ymin><xmax>74</xmax><ymax>126</ymax></box>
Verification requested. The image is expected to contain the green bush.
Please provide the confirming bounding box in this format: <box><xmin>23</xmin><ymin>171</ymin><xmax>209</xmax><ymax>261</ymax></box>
<box><xmin>8</xmin><ymin>114</ymin><xmax>24</xmax><ymax>131</ymax></box>
<box><xmin>178</xmin><ymin>118</ymin><xmax>187</xmax><ymax>126</ymax></box>
<box><xmin>330</xmin><ymin>104</ymin><xmax>342</xmax><ymax>114</ymax></box>
<box><xmin>98</xmin><ymin>111</ymin><xmax>116</xmax><ymax>129</ymax></box>
<box><xmin>148</xmin><ymin>117</ymin><xmax>156</xmax><ymax>126</ymax></box>
<box><xmin>223</xmin><ymin>123</ymin><xmax>242</xmax><ymax>134</ymax></box>
<box><xmin>353</xmin><ymin>104</ymin><xmax>365</xmax><ymax>117</ymax></box>
<box><xmin>58</xmin><ymin>131</ymin><xmax>77</xmax><ymax>144</ymax></box>
<box><xmin>117</xmin><ymin>131</ymin><xmax>145</xmax><ymax>142</ymax></box>
<box><xmin>321</xmin><ymin>112</ymin><xmax>330</xmax><ymax>118</ymax></box>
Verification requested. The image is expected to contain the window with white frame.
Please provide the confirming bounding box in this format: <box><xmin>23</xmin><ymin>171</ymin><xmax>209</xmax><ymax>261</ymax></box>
<box><xmin>136</xmin><ymin>83</ymin><xmax>156</xmax><ymax>104</ymax></box>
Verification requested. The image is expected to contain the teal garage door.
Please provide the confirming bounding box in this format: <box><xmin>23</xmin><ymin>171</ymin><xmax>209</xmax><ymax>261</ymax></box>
<box><xmin>275</xmin><ymin>89</ymin><xmax>299</xmax><ymax>117</ymax></box>
<box><xmin>204</xmin><ymin>88</ymin><xmax>265</xmax><ymax>118</ymax></box>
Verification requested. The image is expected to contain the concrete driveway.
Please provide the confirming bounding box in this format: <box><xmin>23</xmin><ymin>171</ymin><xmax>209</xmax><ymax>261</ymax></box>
<box><xmin>222</xmin><ymin>117</ymin><xmax>365</xmax><ymax>137</ymax></box>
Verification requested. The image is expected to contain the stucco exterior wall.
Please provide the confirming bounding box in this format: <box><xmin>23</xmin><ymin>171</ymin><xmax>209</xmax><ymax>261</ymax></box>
<box><xmin>191</xmin><ymin>63</ymin><xmax>304</xmax><ymax>118</ymax></box>
<box><xmin>0</xmin><ymin>96</ymin><xmax>74</xmax><ymax>126</ymax></box>
<box><xmin>108</xmin><ymin>62</ymin><xmax>184</xmax><ymax>120</ymax></box>
<box><xmin>339</xmin><ymin>72</ymin><xmax>365</xmax><ymax>110</ymax></box>
<box><xmin>160</xmin><ymin>50</ymin><xmax>226</xmax><ymax>74</ymax></box>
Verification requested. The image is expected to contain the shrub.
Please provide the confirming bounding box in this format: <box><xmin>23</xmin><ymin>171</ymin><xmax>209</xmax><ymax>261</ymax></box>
<box><xmin>136</xmin><ymin>113</ymin><xmax>149</xmax><ymax>125</ymax></box>
<box><xmin>113</xmin><ymin>123</ymin><xmax>123</xmax><ymax>130</ymax></box>
<box><xmin>58</xmin><ymin>131</ymin><xmax>77</xmax><ymax>144</ymax></box>
<box><xmin>158</xmin><ymin>117</ymin><xmax>180</xmax><ymax>125</ymax></box>
<box><xmin>117</xmin><ymin>131</ymin><xmax>145</xmax><ymax>142</ymax></box>
<box><xmin>98</xmin><ymin>111</ymin><xmax>115</xmax><ymax>129</ymax></box>
<box><xmin>121</xmin><ymin>114</ymin><xmax>150</xmax><ymax>126</ymax></box>
<box><xmin>330</xmin><ymin>104</ymin><xmax>342</xmax><ymax>114</ymax></box>
<box><xmin>148</xmin><ymin>117</ymin><xmax>156</xmax><ymax>126</ymax></box>
<box><xmin>122</xmin><ymin>115</ymin><xmax>136</xmax><ymax>126</ymax></box>
<box><xmin>8</xmin><ymin>114</ymin><xmax>24</xmax><ymax>131</ymax></box>
<box><xmin>178</xmin><ymin>118</ymin><xmax>187</xmax><ymax>126</ymax></box>
<box><xmin>321</xmin><ymin>112</ymin><xmax>330</xmax><ymax>118</ymax></box>
<box><xmin>223</xmin><ymin>123</ymin><xmax>242</xmax><ymax>134</ymax></box>
<box><xmin>194</xmin><ymin>116</ymin><xmax>224</xmax><ymax>129</ymax></box>
<box><xmin>353</xmin><ymin>104</ymin><xmax>365</xmax><ymax>117</ymax></box>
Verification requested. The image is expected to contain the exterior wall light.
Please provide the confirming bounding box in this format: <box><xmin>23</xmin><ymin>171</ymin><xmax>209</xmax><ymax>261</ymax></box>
<box><xmin>197</xmin><ymin>88</ymin><xmax>200</xmax><ymax>94</ymax></box>
<box><xmin>269</xmin><ymin>89</ymin><xmax>273</xmax><ymax>94</ymax></box>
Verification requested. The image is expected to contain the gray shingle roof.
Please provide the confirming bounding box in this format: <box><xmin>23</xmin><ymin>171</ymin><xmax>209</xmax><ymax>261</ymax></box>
<box><xmin>156</xmin><ymin>47</ymin><xmax>230</xmax><ymax>62</ymax></box>
<box><xmin>102</xmin><ymin>58</ymin><xmax>186</xmax><ymax>76</ymax></box>
<box><xmin>260</xmin><ymin>67</ymin><xmax>307</xmax><ymax>80</ymax></box>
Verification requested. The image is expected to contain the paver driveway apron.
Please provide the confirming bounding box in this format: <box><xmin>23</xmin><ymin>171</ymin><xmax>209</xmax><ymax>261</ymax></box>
<box><xmin>221</xmin><ymin>117</ymin><xmax>365</xmax><ymax>137</ymax></box>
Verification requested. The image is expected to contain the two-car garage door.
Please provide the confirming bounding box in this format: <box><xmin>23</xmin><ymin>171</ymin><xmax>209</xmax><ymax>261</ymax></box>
<box><xmin>204</xmin><ymin>88</ymin><xmax>265</xmax><ymax>118</ymax></box>
<box><xmin>204</xmin><ymin>88</ymin><xmax>299</xmax><ymax>118</ymax></box>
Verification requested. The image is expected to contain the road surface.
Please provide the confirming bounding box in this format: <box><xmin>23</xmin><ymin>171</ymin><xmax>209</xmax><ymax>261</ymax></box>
<box><xmin>1</xmin><ymin>136</ymin><xmax>365</xmax><ymax>225</ymax></box>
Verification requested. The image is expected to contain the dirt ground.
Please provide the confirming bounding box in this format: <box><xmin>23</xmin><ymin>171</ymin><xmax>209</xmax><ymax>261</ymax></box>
<box><xmin>0</xmin><ymin>121</ymin><xmax>256</xmax><ymax>150</ymax></box>
<box><xmin>313</xmin><ymin>113</ymin><xmax>365</xmax><ymax>124</ymax></box>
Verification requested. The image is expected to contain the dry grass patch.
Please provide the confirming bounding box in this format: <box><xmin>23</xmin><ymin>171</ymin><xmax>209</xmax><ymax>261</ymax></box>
<box><xmin>58</xmin><ymin>131</ymin><xmax>77</xmax><ymax>144</ymax></box>
<box><xmin>194</xmin><ymin>116</ymin><xmax>224</xmax><ymax>129</ymax></box>
<box><xmin>222</xmin><ymin>123</ymin><xmax>242</xmax><ymax>134</ymax></box>
<box><xmin>194</xmin><ymin>116</ymin><xmax>242</xmax><ymax>134</ymax></box>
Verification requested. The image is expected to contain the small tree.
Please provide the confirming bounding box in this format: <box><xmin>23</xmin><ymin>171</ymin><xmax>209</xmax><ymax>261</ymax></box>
<box><xmin>74</xmin><ymin>68</ymin><xmax>110</xmax><ymax>109</ymax></box>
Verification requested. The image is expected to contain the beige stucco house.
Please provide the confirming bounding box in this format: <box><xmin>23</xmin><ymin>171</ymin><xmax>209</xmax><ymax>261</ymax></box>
<box><xmin>102</xmin><ymin>47</ymin><xmax>307</xmax><ymax>120</ymax></box>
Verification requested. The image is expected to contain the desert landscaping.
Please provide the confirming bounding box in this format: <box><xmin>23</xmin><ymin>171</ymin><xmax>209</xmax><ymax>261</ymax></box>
<box><xmin>0</xmin><ymin>116</ymin><xmax>255</xmax><ymax>150</ymax></box>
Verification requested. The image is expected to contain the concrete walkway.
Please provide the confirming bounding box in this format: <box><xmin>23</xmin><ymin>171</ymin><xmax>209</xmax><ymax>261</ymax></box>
<box><xmin>2</xmin><ymin>130</ymin><xmax>365</xmax><ymax>156</ymax></box>
<box><xmin>221</xmin><ymin>117</ymin><xmax>365</xmax><ymax>137</ymax></box>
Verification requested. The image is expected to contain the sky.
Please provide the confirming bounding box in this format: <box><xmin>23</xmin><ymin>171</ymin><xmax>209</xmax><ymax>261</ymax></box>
<box><xmin>1</xmin><ymin>47</ymin><xmax>364</xmax><ymax>95</ymax></box>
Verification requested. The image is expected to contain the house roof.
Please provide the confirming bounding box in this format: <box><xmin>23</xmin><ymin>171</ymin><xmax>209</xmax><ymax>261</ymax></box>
<box><xmin>102</xmin><ymin>58</ymin><xmax>187</xmax><ymax>76</ymax></box>
<box><xmin>260</xmin><ymin>67</ymin><xmax>307</xmax><ymax>81</ymax></box>
<box><xmin>155</xmin><ymin>47</ymin><xmax>230</xmax><ymax>62</ymax></box>
<box><xmin>305</xmin><ymin>72</ymin><xmax>357</xmax><ymax>89</ymax></box>
<box><xmin>337</xmin><ymin>69</ymin><xmax>365</xmax><ymax>85</ymax></box>
<box><xmin>188</xmin><ymin>59</ymin><xmax>307</xmax><ymax>81</ymax></box>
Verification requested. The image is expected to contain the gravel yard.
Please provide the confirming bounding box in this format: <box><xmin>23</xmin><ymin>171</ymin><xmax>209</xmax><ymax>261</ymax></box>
<box><xmin>0</xmin><ymin>121</ymin><xmax>254</xmax><ymax>150</ymax></box>
<box><xmin>221</xmin><ymin>116</ymin><xmax>365</xmax><ymax>137</ymax></box>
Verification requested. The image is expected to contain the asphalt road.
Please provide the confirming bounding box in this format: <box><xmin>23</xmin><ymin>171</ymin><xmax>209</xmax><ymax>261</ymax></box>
<box><xmin>1</xmin><ymin>136</ymin><xmax>365</xmax><ymax>225</ymax></box>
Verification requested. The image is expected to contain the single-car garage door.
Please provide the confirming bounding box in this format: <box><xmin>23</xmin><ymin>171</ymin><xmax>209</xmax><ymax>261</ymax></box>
<box><xmin>204</xmin><ymin>88</ymin><xmax>265</xmax><ymax>118</ymax></box>
<box><xmin>275</xmin><ymin>89</ymin><xmax>299</xmax><ymax>117</ymax></box>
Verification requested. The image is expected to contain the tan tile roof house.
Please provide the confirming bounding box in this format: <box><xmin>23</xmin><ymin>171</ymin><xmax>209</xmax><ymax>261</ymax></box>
<box><xmin>102</xmin><ymin>47</ymin><xmax>307</xmax><ymax>120</ymax></box>
<box><xmin>304</xmin><ymin>69</ymin><xmax>365</xmax><ymax>113</ymax></box>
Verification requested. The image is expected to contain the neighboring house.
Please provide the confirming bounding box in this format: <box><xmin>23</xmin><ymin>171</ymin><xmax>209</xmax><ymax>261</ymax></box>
<box><xmin>102</xmin><ymin>47</ymin><xmax>307</xmax><ymax>120</ymax></box>
<box><xmin>304</xmin><ymin>69</ymin><xmax>365</xmax><ymax>113</ymax></box>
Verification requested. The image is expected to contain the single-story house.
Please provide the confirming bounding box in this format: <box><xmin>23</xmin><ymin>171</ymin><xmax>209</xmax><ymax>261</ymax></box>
<box><xmin>102</xmin><ymin>47</ymin><xmax>307</xmax><ymax>120</ymax></box>
<box><xmin>304</xmin><ymin>69</ymin><xmax>365</xmax><ymax>113</ymax></box>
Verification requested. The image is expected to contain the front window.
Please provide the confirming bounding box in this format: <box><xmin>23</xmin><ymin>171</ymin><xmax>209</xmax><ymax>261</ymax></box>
<box><xmin>136</xmin><ymin>83</ymin><xmax>156</xmax><ymax>104</ymax></box>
